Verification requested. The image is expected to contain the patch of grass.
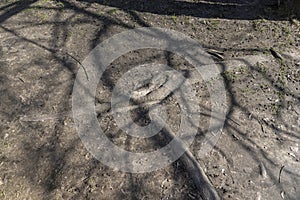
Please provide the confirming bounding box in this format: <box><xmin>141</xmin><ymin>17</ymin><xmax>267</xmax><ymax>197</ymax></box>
<box><xmin>253</xmin><ymin>19</ymin><xmax>267</xmax><ymax>32</ymax></box>
<box><xmin>38</xmin><ymin>13</ymin><xmax>49</xmax><ymax>20</ymax></box>
<box><xmin>56</xmin><ymin>1</ymin><xmax>64</xmax><ymax>8</ymax></box>
<box><xmin>171</xmin><ymin>14</ymin><xmax>178</xmax><ymax>23</ymax></box>
<box><xmin>0</xmin><ymin>190</ymin><xmax>5</xmax><ymax>198</ymax></box>
<box><xmin>24</xmin><ymin>7</ymin><xmax>35</xmax><ymax>13</ymax></box>
<box><xmin>209</xmin><ymin>19</ymin><xmax>220</xmax><ymax>29</ymax></box>
<box><xmin>108</xmin><ymin>8</ymin><xmax>118</xmax><ymax>14</ymax></box>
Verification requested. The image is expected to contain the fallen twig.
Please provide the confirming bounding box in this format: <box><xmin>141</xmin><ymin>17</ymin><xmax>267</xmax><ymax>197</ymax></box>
<box><xmin>56</xmin><ymin>49</ymin><xmax>89</xmax><ymax>81</ymax></box>
<box><xmin>270</xmin><ymin>48</ymin><xmax>283</xmax><ymax>61</ymax></box>
<box><xmin>259</xmin><ymin>161</ymin><xmax>267</xmax><ymax>179</ymax></box>
<box><xmin>207</xmin><ymin>49</ymin><xmax>224</xmax><ymax>60</ymax></box>
<box><xmin>278</xmin><ymin>165</ymin><xmax>285</xmax><ymax>183</ymax></box>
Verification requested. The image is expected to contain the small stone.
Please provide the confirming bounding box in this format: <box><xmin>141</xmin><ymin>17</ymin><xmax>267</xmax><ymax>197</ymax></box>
<box><xmin>85</xmin><ymin>153</ymin><xmax>92</xmax><ymax>160</ymax></box>
<box><xmin>249</xmin><ymin>113</ymin><xmax>252</xmax><ymax>120</ymax></box>
<box><xmin>221</xmin><ymin>168</ymin><xmax>225</xmax><ymax>175</ymax></box>
<box><xmin>259</xmin><ymin>162</ymin><xmax>267</xmax><ymax>178</ymax></box>
<box><xmin>290</xmin><ymin>146</ymin><xmax>298</xmax><ymax>153</ymax></box>
<box><xmin>3</xmin><ymin>133</ymin><xmax>9</xmax><ymax>140</ymax></box>
<box><xmin>288</xmin><ymin>152</ymin><xmax>296</xmax><ymax>159</ymax></box>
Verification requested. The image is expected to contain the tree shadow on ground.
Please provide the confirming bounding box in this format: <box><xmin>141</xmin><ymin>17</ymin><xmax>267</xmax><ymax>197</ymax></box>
<box><xmin>0</xmin><ymin>0</ymin><xmax>299</xmax><ymax>199</ymax></box>
<box><xmin>78</xmin><ymin>0</ymin><xmax>299</xmax><ymax>20</ymax></box>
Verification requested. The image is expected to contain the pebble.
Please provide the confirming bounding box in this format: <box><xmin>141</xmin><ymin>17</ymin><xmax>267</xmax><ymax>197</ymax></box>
<box><xmin>3</xmin><ymin>133</ymin><xmax>9</xmax><ymax>140</ymax></box>
<box><xmin>259</xmin><ymin>162</ymin><xmax>267</xmax><ymax>178</ymax></box>
<box><xmin>280</xmin><ymin>191</ymin><xmax>285</xmax><ymax>199</ymax></box>
<box><xmin>290</xmin><ymin>146</ymin><xmax>298</xmax><ymax>153</ymax></box>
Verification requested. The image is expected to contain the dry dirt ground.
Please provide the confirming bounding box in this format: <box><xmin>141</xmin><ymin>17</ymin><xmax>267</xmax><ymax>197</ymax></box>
<box><xmin>0</xmin><ymin>0</ymin><xmax>300</xmax><ymax>199</ymax></box>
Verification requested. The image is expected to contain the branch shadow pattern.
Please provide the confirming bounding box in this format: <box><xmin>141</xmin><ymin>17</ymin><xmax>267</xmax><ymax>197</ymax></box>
<box><xmin>0</xmin><ymin>0</ymin><xmax>299</xmax><ymax>199</ymax></box>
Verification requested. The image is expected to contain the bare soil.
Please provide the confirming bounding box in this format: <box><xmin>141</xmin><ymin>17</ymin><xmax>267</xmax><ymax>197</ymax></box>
<box><xmin>0</xmin><ymin>0</ymin><xmax>299</xmax><ymax>200</ymax></box>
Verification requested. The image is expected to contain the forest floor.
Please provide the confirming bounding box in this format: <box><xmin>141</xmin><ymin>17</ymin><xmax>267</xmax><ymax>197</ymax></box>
<box><xmin>0</xmin><ymin>0</ymin><xmax>299</xmax><ymax>199</ymax></box>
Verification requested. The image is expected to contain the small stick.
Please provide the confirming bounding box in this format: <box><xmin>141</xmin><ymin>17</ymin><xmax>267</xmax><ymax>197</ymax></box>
<box><xmin>279</xmin><ymin>165</ymin><xmax>285</xmax><ymax>183</ymax></box>
<box><xmin>270</xmin><ymin>48</ymin><xmax>283</xmax><ymax>61</ymax></box>
<box><xmin>227</xmin><ymin>116</ymin><xmax>241</xmax><ymax>126</ymax></box>
<box><xmin>207</xmin><ymin>49</ymin><xmax>224</xmax><ymax>60</ymax></box>
<box><xmin>56</xmin><ymin>49</ymin><xmax>89</xmax><ymax>81</ymax></box>
<box><xmin>259</xmin><ymin>162</ymin><xmax>267</xmax><ymax>179</ymax></box>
